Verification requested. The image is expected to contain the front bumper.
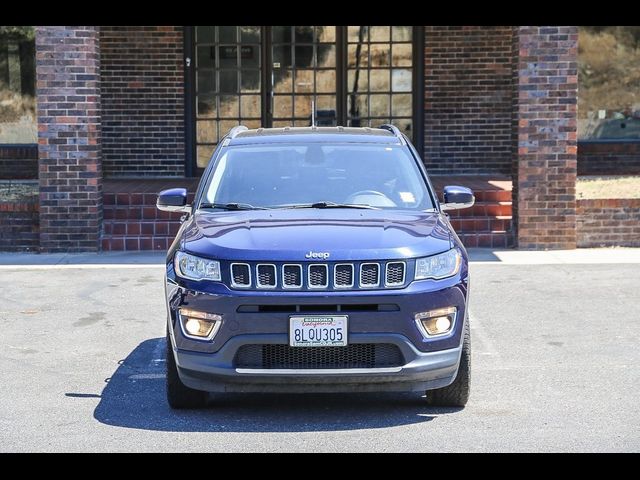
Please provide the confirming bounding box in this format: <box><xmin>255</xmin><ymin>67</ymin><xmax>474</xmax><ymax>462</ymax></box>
<box><xmin>173</xmin><ymin>333</ymin><xmax>462</xmax><ymax>393</ymax></box>
<box><xmin>166</xmin><ymin>271</ymin><xmax>469</xmax><ymax>393</ymax></box>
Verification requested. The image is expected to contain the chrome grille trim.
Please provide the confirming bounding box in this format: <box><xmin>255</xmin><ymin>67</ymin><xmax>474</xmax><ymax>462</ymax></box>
<box><xmin>308</xmin><ymin>264</ymin><xmax>328</xmax><ymax>289</ymax></box>
<box><xmin>385</xmin><ymin>261</ymin><xmax>406</xmax><ymax>287</ymax></box>
<box><xmin>282</xmin><ymin>264</ymin><xmax>303</xmax><ymax>289</ymax></box>
<box><xmin>228</xmin><ymin>261</ymin><xmax>406</xmax><ymax>290</ymax></box>
<box><xmin>256</xmin><ymin>264</ymin><xmax>277</xmax><ymax>289</ymax></box>
<box><xmin>334</xmin><ymin>263</ymin><xmax>355</xmax><ymax>288</ymax></box>
<box><xmin>230</xmin><ymin>263</ymin><xmax>252</xmax><ymax>288</ymax></box>
<box><xmin>359</xmin><ymin>263</ymin><xmax>380</xmax><ymax>288</ymax></box>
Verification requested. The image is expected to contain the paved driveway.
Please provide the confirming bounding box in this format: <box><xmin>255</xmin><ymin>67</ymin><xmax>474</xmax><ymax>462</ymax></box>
<box><xmin>0</xmin><ymin>251</ymin><xmax>638</xmax><ymax>452</ymax></box>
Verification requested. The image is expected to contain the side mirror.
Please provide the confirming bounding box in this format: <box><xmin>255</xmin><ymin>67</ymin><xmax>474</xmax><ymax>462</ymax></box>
<box><xmin>442</xmin><ymin>185</ymin><xmax>475</xmax><ymax>211</ymax></box>
<box><xmin>157</xmin><ymin>188</ymin><xmax>191</xmax><ymax>213</ymax></box>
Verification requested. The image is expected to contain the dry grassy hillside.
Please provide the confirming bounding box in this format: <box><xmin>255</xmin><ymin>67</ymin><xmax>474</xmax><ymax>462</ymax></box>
<box><xmin>579</xmin><ymin>26</ymin><xmax>640</xmax><ymax>138</ymax></box>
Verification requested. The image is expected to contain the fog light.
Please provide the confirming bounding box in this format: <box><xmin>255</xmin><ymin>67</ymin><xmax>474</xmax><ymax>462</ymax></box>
<box><xmin>434</xmin><ymin>316</ymin><xmax>451</xmax><ymax>332</ymax></box>
<box><xmin>185</xmin><ymin>318</ymin><xmax>213</xmax><ymax>337</ymax></box>
<box><xmin>179</xmin><ymin>308</ymin><xmax>222</xmax><ymax>341</ymax></box>
<box><xmin>415</xmin><ymin>307</ymin><xmax>456</xmax><ymax>337</ymax></box>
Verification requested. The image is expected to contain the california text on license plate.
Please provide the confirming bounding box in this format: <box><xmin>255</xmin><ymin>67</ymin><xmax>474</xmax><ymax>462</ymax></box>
<box><xmin>289</xmin><ymin>315</ymin><xmax>348</xmax><ymax>347</ymax></box>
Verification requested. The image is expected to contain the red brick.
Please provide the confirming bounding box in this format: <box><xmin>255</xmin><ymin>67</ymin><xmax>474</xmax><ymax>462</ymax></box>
<box><xmin>513</xmin><ymin>26</ymin><xmax>578</xmax><ymax>250</ymax></box>
<box><xmin>0</xmin><ymin>145</ymin><xmax>38</xmax><ymax>180</ymax></box>
<box><xmin>0</xmin><ymin>207</ymin><xmax>39</xmax><ymax>251</ymax></box>
<box><xmin>112</xmin><ymin>222</ymin><xmax>126</xmax><ymax>235</ymax></box>
<box><xmin>126</xmin><ymin>223</ymin><xmax>141</xmax><ymax>235</ymax></box>
<box><xmin>155</xmin><ymin>222</ymin><xmax>168</xmax><ymax>235</ymax></box>
<box><xmin>168</xmin><ymin>223</ymin><xmax>181</xmax><ymax>235</ymax></box>
<box><xmin>577</xmin><ymin>199</ymin><xmax>640</xmax><ymax>247</ymax></box>
<box><xmin>141</xmin><ymin>223</ymin><xmax>154</xmax><ymax>235</ymax></box>
<box><xmin>36</xmin><ymin>26</ymin><xmax>102</xmax><ymax>253</ymax></box>
<box><xmin>477</xmin><ymin>233</ymin><xmax>492</xmax><ymax>248</ymax></box>
<box><xmin>110</xmin><ymin>237</ymin><xmax>124</xmax><ymax>250</ymax></box>
<box><xmin>579</xmin><ymin>142</ymin><xmax>640</xmax><ymax>176</ymax></box>
<box><xmin>153</xmin><ymin>238</ymin><xmax>168</xmax><ymax>250</ymax></box>
<box><xmin>101</xmin><ymin>26</ymin><xmax>184</xmax><ymax>177</ymax></box>
<box><xmin>125</xmin><ymin>238</ymin><xmax>139</xmax><ymax>251</ymax></box>
<box><xmin>142</xmin><ymin>207</ymin><xmax>156</xmax><ymax>219</ymax></box>
<box><xmin>424</xmin><ymin>26</ymin><xmax>513</xmax><ymax>175</ymax></box>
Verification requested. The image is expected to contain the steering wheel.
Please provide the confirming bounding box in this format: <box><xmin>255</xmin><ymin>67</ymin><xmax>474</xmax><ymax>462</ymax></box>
<box><xmin>348</xmin><ymin>190</ymin><xmax>388</xmax><ymax>199</ymax></box>
<box><xmin>346</xmin><ymin>190</ymin><xmax>397</xmax><ymax>207</ymax></box>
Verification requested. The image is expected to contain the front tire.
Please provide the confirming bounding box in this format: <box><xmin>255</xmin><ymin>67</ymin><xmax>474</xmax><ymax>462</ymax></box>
<box><xmin>426</xmin><ymin>320</ymin><xmax>471</xmax><ymax>407</ymax></box>
<box><xmin>166</xmin><ymin>330</ymin><xmax>207</xmax><ymax>409</ymax></box>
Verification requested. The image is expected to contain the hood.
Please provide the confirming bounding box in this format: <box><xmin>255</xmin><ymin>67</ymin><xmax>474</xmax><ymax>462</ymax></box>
<box><xmin>182</xmin><ymin>209</ymin><xmax>452</xmax><ymax>262</ymax></box>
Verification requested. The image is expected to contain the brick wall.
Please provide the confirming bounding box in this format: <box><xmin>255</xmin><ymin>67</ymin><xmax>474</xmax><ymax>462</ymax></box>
<box><xmin>578</xmin><ymin>142</ymin><xmax>640</xmax><ymax>176</ymax></box>
<box><xmin>0</xmin><ymin>201</ymin><xmax>39</xmax><ymax>251</ymax></box>
<box><xmin>512</xmin><ymin>26</ymin><xmax>578</xmax><ymax>249</ymax></box>
<box><xmin>0</xmin><ymin>145</ymin><xmax>38</xmax><ymax>180</ymax></box>
<box><xmin>577</xmin><ymin>198</ymin><xmax>640</xmax><ymax>247</ymax></box>
<box><xmin>36</xmin><ymin>26</ymin><xmax>102</xmax><ymax>252</ymax></box>
<box><xmin>100</xmin><ymin>26</ymin><xmax>184</xmax><ymax>177</ymax></box>
<box><xmin>423</xmin><ymin>26</ymin><xmax>513</xmax><ymax>174</ymax></box>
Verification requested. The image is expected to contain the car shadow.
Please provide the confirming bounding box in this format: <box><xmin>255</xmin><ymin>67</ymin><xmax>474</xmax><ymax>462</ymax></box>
<box><xmin>90</xmin><ymin>338</ymin><xmax>462</xmax><ymax>432</ymax></box>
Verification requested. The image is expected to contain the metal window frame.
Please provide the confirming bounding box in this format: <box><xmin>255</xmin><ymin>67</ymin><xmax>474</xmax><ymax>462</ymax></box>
<box><xmin>184</xmin><ymin>26</ymin><xmax>425</xmax><ymax>174</ymax></box>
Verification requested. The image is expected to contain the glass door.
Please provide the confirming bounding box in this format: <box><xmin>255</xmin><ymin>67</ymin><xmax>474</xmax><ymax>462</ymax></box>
<box><xmin>194</xmin><ymin>26</ymin><xmax>263</xmax><ymax>169</ymax></box>
<box><xmin>346</xmin><ymin>26</ymin><xmax>414</xmax><ymax>135</ymax></box>
<box><xmin>269</xmin><ymin>26</ymin><xmax>337</xmax><ymax>127</ymax></box>
<box><xmin>189</xmin><ymin>26</ymin><xmax>418</xmax><ymax>172</ymax></box>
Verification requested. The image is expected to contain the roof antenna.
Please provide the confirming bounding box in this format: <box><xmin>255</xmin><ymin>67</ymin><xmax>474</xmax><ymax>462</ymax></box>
<box><xmin>311</xmin><ymin>99</ymin><xmax>316</xmax><ymax>128</ymax></box>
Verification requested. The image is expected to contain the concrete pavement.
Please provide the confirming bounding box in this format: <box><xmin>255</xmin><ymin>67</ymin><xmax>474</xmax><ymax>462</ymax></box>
<box><xmin>0</xmin><ymin>249</ymin><xmax>638</xmax><ymax>451</ymax></box>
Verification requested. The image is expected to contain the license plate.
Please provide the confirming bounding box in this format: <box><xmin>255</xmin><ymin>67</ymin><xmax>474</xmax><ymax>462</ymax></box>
<box><xmin>289</xmin><ymin>315</ymin><xmax>348</xmax><ymax>347</ymax></box>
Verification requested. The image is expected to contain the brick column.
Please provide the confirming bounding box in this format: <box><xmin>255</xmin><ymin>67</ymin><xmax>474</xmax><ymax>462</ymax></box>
<box><xmin>36</xmin><ymin>26</ymin><xmax>102</xmax><ymax>252</ymax></box>
<box><xmin>512</xmin><ymin>26</ymin><xmax>578</xmax><ymax>249</ymax></box>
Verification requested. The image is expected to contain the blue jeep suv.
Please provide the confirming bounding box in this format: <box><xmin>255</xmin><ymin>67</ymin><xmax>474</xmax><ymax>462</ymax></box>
<box><xmin>159</xmin><ymin>125</ymin><xmax>474</xmax><ymax>408</ymax></box>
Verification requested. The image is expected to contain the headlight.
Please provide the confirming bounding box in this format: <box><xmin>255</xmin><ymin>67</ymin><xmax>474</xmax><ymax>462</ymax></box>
<box><xmin>174</xmin><ymin>251</ymin><xmax>221</xmax><ymax>282</ymax></box>
<box><xmin>414</xmin><ymin>248</ymin><xmax>462</xmax><ymax>280</ymax></box>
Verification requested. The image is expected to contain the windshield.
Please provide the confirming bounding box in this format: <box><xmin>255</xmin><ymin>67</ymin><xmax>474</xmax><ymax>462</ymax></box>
<box><xmin>202</xmin><ymin>143</ymin><xmax>435</xmax><ymax>211</ymax></box>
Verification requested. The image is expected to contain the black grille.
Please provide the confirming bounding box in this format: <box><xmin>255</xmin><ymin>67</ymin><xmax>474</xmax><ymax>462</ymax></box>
<box><xmin>283</xmin><ymin>265</ymin><xmax>302</xmax><ymax>288</ymax></box>
<box><xmin>334</xmin><ymin>264</ymin><xmax>353</xmax><ymax>287</ymax></box>
<box><xmin>229</xmin><ymin>261</ymin><xmax>407</xmax><ymax>290</ymax></box>
<box><xmin>385</xmin><ymin>262</ymin><xmax>405</xmax><ymax>286</ymax></box>
<box><xmin>360</xmin><ymin>263</ymin><xmax>379</xmax><ymax>286</ymax></box>
<box><xmin>257</xmin><ymin>264</ymin><xmax>276</xmax><ymax>287</ymax></box>
<box><xmin>309</xmin><ymin>265</ymin><xmax>328</xmax><ymax>288</ymax></box>
<box><xmin>231</xmin><ymin>264</ymin><xmax>250</xmax><ymax>286</ymax></box>
<box><xmin>235</xmin><ymin>344</ymin><xmax>404</xmax><ymax>369</ymax></box>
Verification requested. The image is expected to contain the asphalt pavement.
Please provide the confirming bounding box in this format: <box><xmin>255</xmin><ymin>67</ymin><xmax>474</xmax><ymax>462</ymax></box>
<box><xmin>0</xmin><ymin>249</ymin><xmax>638</xmax><ymax>452</ymax></box>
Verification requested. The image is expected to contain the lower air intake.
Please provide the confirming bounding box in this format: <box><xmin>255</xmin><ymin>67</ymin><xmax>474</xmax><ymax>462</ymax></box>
<box><xmin>234</xmin><ymin>343</ymin><xmax>404</xmax><ymax>369</ymax></box>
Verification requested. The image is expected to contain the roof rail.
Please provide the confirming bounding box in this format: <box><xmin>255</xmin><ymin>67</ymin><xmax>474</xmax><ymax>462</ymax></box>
<box><xmin>378</xmin><ymin>124</ymin><xmax>406</xmax><ymax>144</ymax></box>
<box><xmin>221</xmin><ymin>125</ymin><xmax>249</xmax><ymax>146</ymax></box>
<box><xmin>228</xmin><ymin>125</ymin><xmax>249</xmax><ymax>139</ymax></box>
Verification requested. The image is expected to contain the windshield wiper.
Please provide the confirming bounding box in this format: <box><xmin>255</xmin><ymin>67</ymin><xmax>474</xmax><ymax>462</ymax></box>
<box><xmin>279</xmin><ymin>201</ymin><xmax>380</xmax><ymax>210</ymax></box>
<box><xmin>199</xmin><ymin>202</ymin><xmax>269</xmax><ymax>211</ymax></box>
